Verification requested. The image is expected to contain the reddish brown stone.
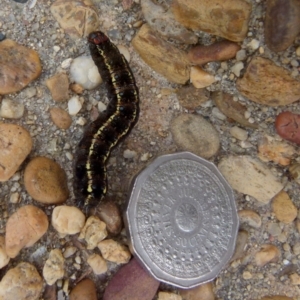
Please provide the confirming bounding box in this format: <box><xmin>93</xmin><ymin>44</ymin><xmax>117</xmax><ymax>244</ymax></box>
<box><xmin>275</xmin><ymin>112</ymin><xmax>300</xmax><ymax>145</ymax></box>
<box><xmin>187</xmin><ymin>41</ymin><xmax>241</xmax><ymax>65</ymax></box>
<box><xmin>103</xmin><ymin>258</ymin><xmax>159</xmax><ymax>300</ymax></box>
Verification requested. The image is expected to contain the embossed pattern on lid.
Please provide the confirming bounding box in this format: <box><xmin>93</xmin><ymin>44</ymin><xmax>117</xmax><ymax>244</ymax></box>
<box><xmin>124</xmin><ymin>152</ymin><xmax>239</xmax><ymax>289</ymax></box>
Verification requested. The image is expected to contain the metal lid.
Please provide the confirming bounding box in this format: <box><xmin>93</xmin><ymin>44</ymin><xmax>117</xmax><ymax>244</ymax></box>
<box><xmin>124</xmin><ymin>152</ymin><xmax>239</xmax><ymax>289</ymax></box>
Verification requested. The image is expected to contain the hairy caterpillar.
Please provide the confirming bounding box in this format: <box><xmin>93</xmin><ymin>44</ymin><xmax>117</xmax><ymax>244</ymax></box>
<box><xmin>74</xmin><ymin>31</ymin><xmax>139</xmax><ymax>211</ymax></box>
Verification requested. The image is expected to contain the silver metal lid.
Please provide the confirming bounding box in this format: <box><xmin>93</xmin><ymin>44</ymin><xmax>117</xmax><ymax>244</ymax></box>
<box><xmin>124</xmin><ymin>152</ymin><xmax>239</xmax><ymax>289</ymax></box>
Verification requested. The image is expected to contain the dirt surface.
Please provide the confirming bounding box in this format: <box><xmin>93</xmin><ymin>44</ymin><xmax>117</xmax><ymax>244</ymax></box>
<box><xmin>0</xmin><ymin>0</ymin><xmax>300</xmax><ymax>299</ymax></box>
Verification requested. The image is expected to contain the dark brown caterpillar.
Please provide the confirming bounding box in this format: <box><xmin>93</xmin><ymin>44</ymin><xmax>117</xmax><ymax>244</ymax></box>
<box><xmin>74</xmin><ymin>31</ymin><xmax>139</xmax><ymax>211</ymax></box>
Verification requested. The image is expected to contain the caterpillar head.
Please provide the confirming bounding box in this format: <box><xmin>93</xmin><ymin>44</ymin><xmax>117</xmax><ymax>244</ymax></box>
<box><xmin>88</xmin><ymin>31</ymin><xmax>109</xmax><ymax>45</ymax></box>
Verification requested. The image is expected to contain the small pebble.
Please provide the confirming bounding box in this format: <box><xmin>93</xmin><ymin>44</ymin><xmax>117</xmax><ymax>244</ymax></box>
<box><xmin>231</xmin><ymin>61</ymin><xmax>244</xmax><ymax>77</ymax></box>
<box><xmin>98</xmin><ymin>239</ymin><xmax>131</xmax><ymax>264</ymax></box>
<box><xmin>76</xmin><ymin>116</ymin><xmax>87</xmax><ymax>126</ymax></box>
<box><xmin>98</xmin><ymin>200</ymin><xmax>123</xmax><ymax>235</ymax></box>
<box><xmin>272</xmin><ymin>191</ymin><xmax>297</xmax><ymax>224</ymax></box>
<box><xmin>50</xmin><ymin>107</ymin><xmax>72</xmax><ymax>129</ymax></box>
<box><xmin>275</xmin><ymin>112</ymin><xmax>300</xmax><ymax>145</ymax></box>
<box><xmin>236</xmin><ymin>49</ymin><xmax>247</xmax><ymax>61</ymax></box>
<box><xmin>242</xmin><ymin>271</ymin><xmax>252</xmax><ymax>279</ymax></box>
<box><xmin>212</xmin><ymin>107</ymin><xmax>227</xmax><ymax>120</ymax></box>
<box><xmin>43</xmin><ymin>249</ymin><xmax>65</xmax><ymax>285</ymax></box>
<box><xmin>63</xmin><ymin>246</ymin><xmax>77</xmax><ymax>258</ymax></box>
<box><xmin>69</xmin><ymin>279</ymin><xmax>97</xmax><ymax>300</ymax></box>
<box><xmin>117</xmin><ymin>45</ymin><xmax>131</xmax><ymax>62</ymax></box>
<box><xmin>296</xmin><ymin>46</ymin><xmax>300</xmax><ymax>56</ymax></box>
<box><xmin>248</xmin><ymin>39</ymin><xmax>260</xmax><ymax>50</ymax></box>
<box><xmin>52</xmin><ymin>206</ymin><xmax>85</xmax><ymax>235</ymax></box>
<box><xmin>230</xmin><ymin>126</ymin><xmax>248</xmax><ymax>141</ymax></box>
<box><xmin>255</xmin><ymin>244</ymin><xmax>281</xmax><ymax>267</ymax></box>
<box><xmin>68</xmin><ymin>96</ymin><xmax>82</xmax><ymax>115</ymax></box>
<box><xmin>98</xmin><ymin>101</ymin><xmax>107</xmax><ymax>112</ymax></box>
<box><xmin>61</xmin><ymin>58</ymin><xmax>73</xmax><ymax>69</ymax></box>
<box><xmin>79</xmin><ymin>216</ymin><xmax>107</xmax><ymax>250</ymax></box>
<box><xmin>290</xmin><ymin>273</ymin><xmax>300</xmax><ymax>285</ymax></box>
<box><xmin>46</xmin><ymin>73</ymin><xmax>69</xmax><ymax>102</ymax></box>
<box><xmin>0</xmin><ymin>98</ymin><xmax>24</xmax><ymax>119</ymax></box>
<box><xmin>87</xmin><ymin>254</ymin><xmax>108</xmax><ymax>275</ymax></box>
<box><xmin>70</xmin><ymin>55</ymin><xmax>102</xmax><ymax>89</ymax></box>
<box><xmin>123</xmin><ymin>149</ymin><xmax>137</xmax><ymax>159</ymax></box>
<box><xmin>190</xmin><ymin>66</ymin><xmax>215</xmax><ymax>88</ymax></box>
<box><xmin>238</xmin><ymin>209</ymin><xmax>262</xmax><ymax>228</ymax></box>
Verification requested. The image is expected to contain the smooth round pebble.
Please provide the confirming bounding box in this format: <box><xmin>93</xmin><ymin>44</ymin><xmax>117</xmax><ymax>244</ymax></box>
<box><xmin>272</xmin><ymin>191</ymin><xmax>297</xmax><ymax>224</ymax></box>
<box><xmin>98</xmin><ymin>200</ymin><xmax>123</xmax><ymax>235</ymax></box>
<box><xmin>43</xmin><ymin>249</ymin><xmax>65</xmax><ymax>285</ymax></box>
<box><xmin>52</xmin><ymin>206</ymin><xmax>86</xmax><ymax>235</ymax></box>
<box><xmin>69</xmin><ymin>278</ymin><xmax>97</xmax><ymax>300</ymax></box>
<box><xmin>117</xmin><ymin>45</ymin><xmax>131</xmax><ymax>62</ymax></box>
<box><xmin>24</xmin><ymin>156</ymin><xmax>69</xmax><ymax>204</ymax></box>
<box><xmin>171</xmin><ymin>114</ymin><xmax>220</xmax><ymax>158</ymax></box>
<box><xmin>70</xmin><ymin>55</ymin><xmax>102</xmax><ymax>89</ymax></box>
<box><xmin>0</xmin><ymin>123</ymin><xmax>32</xmax><ymax>181</ymax></box>
<box><xmin>50</xmin><ymin>107</ymin><xmax>72</xmax><ymax>129</ymax></box>
<box><xmin>68</xmin><ymin>96</ymin><xmax>83</xmax><ymax>115</ymax></box>
<box><xmin>230</xmin><ymin>126</ymin><xmax>248</xmax><ymax>141</ymax></box>
<box><xmin>0</xmin><ymin>262</ymin><xmax>43</xmax><ymax>300</ymax></box>
<box><xmin>5</xmin><ymin>205</ymin><xmax>48</xmax><ymax>258</ymax></box>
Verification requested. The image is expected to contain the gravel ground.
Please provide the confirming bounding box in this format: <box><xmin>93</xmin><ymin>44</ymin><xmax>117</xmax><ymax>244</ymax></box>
<box><xmin>0</xmin><ymin>0</ymin><xmax>300</xmax><ymax>299</ymax></box>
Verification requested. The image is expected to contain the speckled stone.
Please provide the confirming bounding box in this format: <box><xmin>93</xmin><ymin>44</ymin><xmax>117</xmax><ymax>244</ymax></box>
<box><xmin>0</xmin><ymin>39</ymin><xmax>42</xmax><ymax>94</ymax></box>
<box><xmin>171</xmin><ymin>114</ymin><xmax>220</xmax><ymax>158</ymax></box>
<box><xmin>236</xmin><ymin>57</ymin><xmax>300</xmax><ymax>106</ymax></box>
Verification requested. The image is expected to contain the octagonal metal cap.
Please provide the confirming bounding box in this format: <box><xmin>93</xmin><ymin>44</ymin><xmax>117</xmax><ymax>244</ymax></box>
<box><xmin>124</xmin><ymin>152</ymin><xmax>239</xmax><ymax>289</ymax></box>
